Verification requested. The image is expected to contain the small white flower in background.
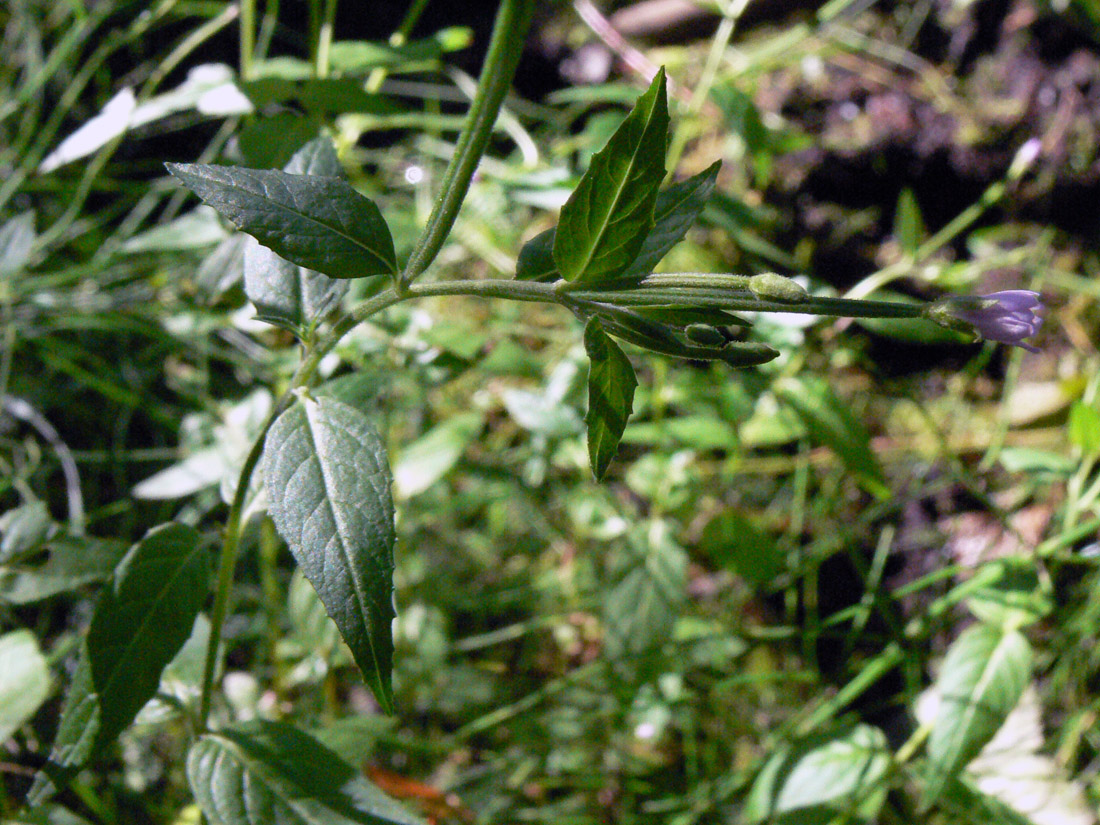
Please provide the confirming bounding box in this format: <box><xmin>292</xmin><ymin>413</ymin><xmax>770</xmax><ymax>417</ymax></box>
<box><xmin>925</xmin><ymin>290</ymin><xmax>1045</xmax><ymax>352</ymax></box>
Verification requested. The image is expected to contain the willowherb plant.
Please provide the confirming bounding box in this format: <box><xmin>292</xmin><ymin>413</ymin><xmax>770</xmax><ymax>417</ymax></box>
<box><xmin>20</xmin><ymin>0</ymin><xmax>1048</xmax><ymax>820</ymax></box>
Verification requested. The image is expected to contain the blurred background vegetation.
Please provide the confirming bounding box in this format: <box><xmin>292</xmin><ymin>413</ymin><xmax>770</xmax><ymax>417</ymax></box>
<box><xmin>1</xmin><ymin>0</ymin><xmax>1099</xmax><ymax>823</ymax></box>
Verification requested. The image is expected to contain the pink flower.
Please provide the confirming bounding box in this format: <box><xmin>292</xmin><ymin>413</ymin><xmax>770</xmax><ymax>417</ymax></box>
<box><xmin>925</xmin><ymin>290</ymin><xmax>1045</xmax><ymax>352</ymax></box>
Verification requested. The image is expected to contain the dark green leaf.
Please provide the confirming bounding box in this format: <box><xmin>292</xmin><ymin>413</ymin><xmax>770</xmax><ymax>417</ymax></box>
<box><xmin>699</xmin><ymin>510</ymin><xmax>782</xmax><ymax>588</ymax></box>
<box><xmin>0</xmin><ymin>630</ymin><xmax>49</xmax><ymax>742</ymax></box>
<box><xmin>243</xmin><ymin>140</ymin><xmax>349</xmax><ymax>332</ymax></box>
<box><xmin>617</xmin><ymin>160</ymin><xmax>720</xmax><ymax>282</ymax></box>
<box><xmin>241</xmin><ymin>78</ymin><xmax>401</xmax><ymax>116</ymax></box>
<box><xmin>188</xmin><ymin>719</ymin><xmax>424</xmax><ymax>825</ymax></box>
<box><xmin>514</xmin><ymin>227</ymin><xmax>558</xmax><ymax>281</ymax></box>
<box><xmin>744</xmin><ymin>725</ymin><xmax>890</xmax><ymax>824</ymax></box>
<box><xmin>0</xmin><ymin>535</ymin><xmax>128</xmax><ymax>604</ymax></box>
<box><xmin>238</xmin><ymin>113</ymin><xmax>322</xmax><ymax>169</ymax></box>
<box><xmin>584</xmin><ymin>318</ymin><xmax>638</xmax><ymax>480</ymax></box>
<box><xmin>554</xmin><ymin>69</ymin><xmax>669</xmax><ymax>283</ymax></box>
<box><xmin>263</xmin><ymin>395</ymin><xmax>396</xmax><ymax>712</ymax></box>
<box><xmin>924</xmin><ymin>624</ymin><xmax>1032</xmax><ymax>805</ymax></box>
<box><xmin>29</xmin><ymin>523</ymin><xmax>208</xmax><ymax>803</ymax></box>
<box><xmin>775</xmin><ymin>376</ymin><xmax>888</xmax><ymax>497</ymax></box>
<box><xmin>166</xmin><ymin>164</ymin><xmax>396</xmax><ymax>279</ymax></box>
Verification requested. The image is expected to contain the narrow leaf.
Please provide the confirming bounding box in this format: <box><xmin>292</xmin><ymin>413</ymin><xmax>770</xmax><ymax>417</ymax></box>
<box><xmin>188</xmin><ymin>719</ymin><xmax>424</xmax><ymax>825</ymax></box>
<box><xmin>584</xmin><ymin>318</ymin><xmax>638</xmax><ymax>480</ymax></box>
<box><xmin>29</xmin><ymin>523</ymin><xmax>208</xmax><ymax>803</ymax></box>
<box><xmin>166</xmin><ymin>164</ymin><xmax>396</xmax><ymax>279</ymax></box>
<box><xmin>554</xmin><ymin>69</ymin><xmax>669</xmax><ymax>283</ymax></box>
<box><xmin>924</xmin><ymin>624</ymin><xmax>1033</xmax><ymax>805</ymax></box>
<box><xmin>264</xmin><ymin>395</ymin><xmax>396</xmax><ymax>712</ymax></box>
<box><xmin>617</xmin><ymin>160</ymin><xmax>720</xmax><ymax>282</ymax></box>
<box><xmin>894</xmin><ymin>187</ymin><xmax>925</xmax><ymax>256</ymax></box>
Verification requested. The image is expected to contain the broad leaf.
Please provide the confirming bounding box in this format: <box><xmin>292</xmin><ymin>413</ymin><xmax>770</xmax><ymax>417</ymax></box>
<box><xmin>617</xmin><ymin>160</ymin><xmax>720</xmax><ymax>282</ymax></box>
<box><xmin>166</xmin><ymin>164</ymin><xmax>396</xmax><ymax>279</ymax></box>
<box><xmin>744</xmin><ymin>725</ymin><xmax>890</xmax><ymax>823</ymax></box>
<box><xmin>776</xmin><ymin>376</ymin><xmax>888</xmax><ymax>498</ymax></box>
<box><xmin>29</xmin><ymin>523</ymin><xmax>208</xmax><ymax>803</ymax></box>
<box><xmin>188</xmin><ymin>719</ymin><xmax>423</xmax><ymax>825</ymax></box>
<box><xmin>924</xmin><ymin>623</ymin><xmax>1033</xmax><ymax>805</ymax></box>
<box><xmin>584</xmin><ymin>318</ymin><xmax>638</xmax><ymax>480</ymax></box>
<box><xmin>554</xmin><ymin>69</ymin><xmax>669</xmax><ymax>283</ymax></box>
<box><xmin>603</xmin><ymin>521</ymin><xmax>686</xmax><ymax>664</ymax></box>
<box><xmin>0</xmin><ymin>630</ymin><xmax>49</xmax><ymax>742</ymax></box>
<box><xmin>264</xmin><ymin>395</ymin><xmax>396</xmax><ymax>712</ymax></box>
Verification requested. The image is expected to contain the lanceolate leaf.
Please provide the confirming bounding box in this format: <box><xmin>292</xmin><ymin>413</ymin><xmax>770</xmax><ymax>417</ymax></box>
<box><xmin>188</xmin><ymin>719</ymin><xmax>424</xmax><ymax>825</ymax></box>
<box><xmin>243</xmin><ymin>139</ymin><xmax>349</xmax><ymax>333</ymax></box>
<box><xmin>584</xmin><ymin>318</ymin><xmax>638</xmax><ymax>480</ymax></box>
<box><xmin>554</xmin><ymin>69</ymin><xmax>669</xmax><ymax>284</ymax></box>
<box><xmin>263</xmin><ymin>395</ymin><xmax>396</xmax><ymax>712</ymax></box>
<box><xmin>29</xmin><ymin>523</ymin><xmax>208</xmax><ymax>803</ymax></box>
<box><xmin>617</xmin><ymin>160</ymin><xmax>721</xmax><ymax>282</ymax></box>
<box><xmin>924</xmin><ymin>624</ymin><xmax>1033</xmax><ymax>805</ymax></box>
<box><xmin>166</xmin><ymin>164</ymin><xmax>396</xmax><ymax>280</ymax></box>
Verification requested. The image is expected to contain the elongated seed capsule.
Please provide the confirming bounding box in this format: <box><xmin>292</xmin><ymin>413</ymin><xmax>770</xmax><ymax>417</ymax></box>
<box><xmin>748</xmin><ymin>273</ymin><xmax>808</xmax><ymax>303</ymax></box>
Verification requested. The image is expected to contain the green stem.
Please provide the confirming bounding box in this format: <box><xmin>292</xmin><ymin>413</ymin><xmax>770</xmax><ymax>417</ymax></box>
<box><xmin>195</xmin><ymin>273</ymin><xmax>931</xmax><ymax>728</ymax></box>
<box><xmin>239</xmin><ymin>0</ymin><xmax>255</xmax><ymax>80</ymax></box>
<box><xmin>399</xmin><ymin>0</ymin><xmax>534</xmax><ymax>287</ymax></box>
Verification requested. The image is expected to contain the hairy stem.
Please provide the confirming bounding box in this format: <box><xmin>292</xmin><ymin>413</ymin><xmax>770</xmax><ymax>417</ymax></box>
<box><xmin>400</xmin><ymin>0</ymin><xmax>534</xmax><ymax>287</ymax></box>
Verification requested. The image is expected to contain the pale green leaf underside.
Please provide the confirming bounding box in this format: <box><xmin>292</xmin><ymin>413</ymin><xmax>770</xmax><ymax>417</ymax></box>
<box><xmin>263</xmin><ymin>395</ymin><xmax>396</xmax><ymax>712</ymax></box>
<box><xmin>554</xmin><ymin>69</ymin><xmax>669</xmax><ymax>283</ymax></box>
<box><xmin>0</xmin><ymin>630</ymin><xmax>49</xmax><ymax>742</ymax></box>
<box><xmin>925</xmin><ymin>624</ymin><xmax>1032</xmax><ymax>804</ymax></box>
<box><xmin>166</xmin><ymin>164</ymin><xmax>396</xmax><ymax>280</ymax></box>
<box><xmin>188</xmin><ymin>719</ymin><xmax>424</xmax><ymax>825</ymax></box>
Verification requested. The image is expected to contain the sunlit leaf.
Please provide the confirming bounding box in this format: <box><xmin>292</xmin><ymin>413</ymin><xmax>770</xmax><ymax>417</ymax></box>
<box><xmin>188</xmin><ymin>719</ymin><xmax>424</xmax><ymax>825</ymax></box>
<box><xmin>263</xmin><ymin>395</ymin><xmax>396</xmax><ymax>712</ymax></box>
<box><xmin>554</xmin><ymin>69</ymin><xmax>669</xmax><ymax>283</ymax></box>
<box><xmin>924</xmin><ymin>624</ymin><xmax>1033</xmax><ymax>805</ymax></box>
<box><xmin>166</xmin><ymin>164</ymin><xmax>396</xmax><ymax>279</ymax></box>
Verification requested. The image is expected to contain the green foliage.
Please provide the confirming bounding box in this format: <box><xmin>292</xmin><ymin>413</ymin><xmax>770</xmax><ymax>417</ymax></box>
<box><xmin>924</xmin><ymin>624</ymin><xmax>1034</xmax><ymax>806</ymax></box>
<box><xmin>583</xmin><ymin>317</ymin><xmax>638</xmax><ymax>480</ymax></box>
<box><xmin>166</xmin><ymin>165</ymin><xmax>397</xmax><ymax>280</ymax></box>
<box><xmin>189</xmin><ymin>719</ymin><xmax>424</xmax><ymax>825</ymax></box>
<box><xmin>2</xmin><ymin>1</ymin><xmax>1096</xmax><ymax>823</ymax></box>
<box><xmin>553</xmin><ymin>69</ymin><xmax>669</xmax><ymax>283</ymax></box>
<box><xmin>264</xmin><ymin>395</ymin><xmax>396</xmax><ymax>713</ymax></box>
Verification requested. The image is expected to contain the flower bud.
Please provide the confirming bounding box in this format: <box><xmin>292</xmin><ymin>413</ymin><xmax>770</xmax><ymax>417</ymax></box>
<box><xmin>748</xmin><ymin>273</ymin><xmax>808</xmax><ymax>303</ymax></box>
<box><xmin>685</xmin><ymin>324</ymin><xmax>727</xmax><ymax>346</ymax></box>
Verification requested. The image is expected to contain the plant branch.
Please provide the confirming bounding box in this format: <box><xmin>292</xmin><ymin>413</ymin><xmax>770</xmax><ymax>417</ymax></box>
<box><xmin>399</xmin><ymin>0</ymin><xmax>534</xmax><ymax>288</ymax></box>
